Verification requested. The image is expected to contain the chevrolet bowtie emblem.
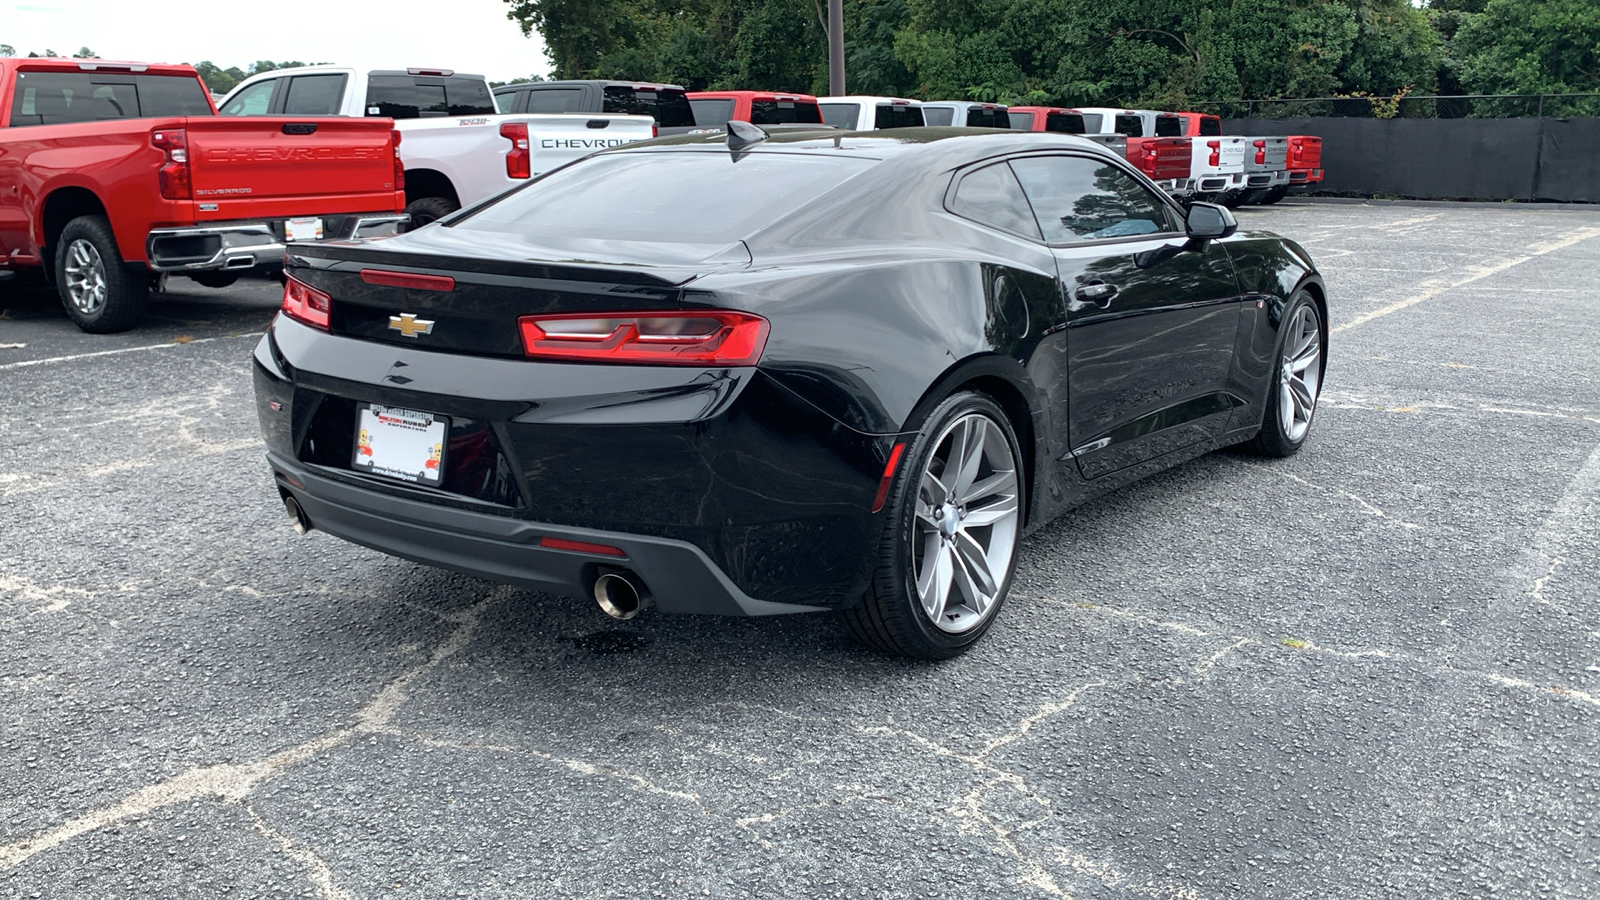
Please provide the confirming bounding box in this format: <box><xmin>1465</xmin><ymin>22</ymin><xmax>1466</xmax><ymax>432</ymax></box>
<box><xmin>388</xmin><ymin>313</ymin><xmax>435</xmax><ymax>338</ymax></box>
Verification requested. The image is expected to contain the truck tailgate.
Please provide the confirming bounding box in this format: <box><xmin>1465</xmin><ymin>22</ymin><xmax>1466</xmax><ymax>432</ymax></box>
<box><xmin>1245</xmin><ymin>137</ymin><xmax>1289</xmax><ymax>172</ymax></box>
<box><xmin>1286</xmin><ymin>136</ymin><xmax>1323</xmax><ymax>171</ymax></box>
<box><xmin>1126</xmin><ymin>137</ymin><xmax>1192</xmax><ymax>181</ymax></box>
<box><xmin>187</xmin><ymin>117</ymin><xmax>402</xmax><ymax>220</ymax></box>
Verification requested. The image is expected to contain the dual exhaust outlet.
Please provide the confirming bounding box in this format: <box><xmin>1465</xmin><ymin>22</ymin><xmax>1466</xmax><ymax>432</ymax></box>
<box><xmin>280</xmin><ymin>488</ymin><xmax>651</xmax><ymax>620</ymax></box>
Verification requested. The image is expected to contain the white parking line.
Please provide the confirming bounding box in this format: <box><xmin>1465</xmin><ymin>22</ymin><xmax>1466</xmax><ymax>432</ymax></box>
<box><xmin>0</xmin><ymin>333</ymin><xmax>259</xmax><ymax>371</ymax></box>
<box><xmin>1333</xmin><ymin>225</ymin><xmax>1600</xmax><ymax>333</ymax></box>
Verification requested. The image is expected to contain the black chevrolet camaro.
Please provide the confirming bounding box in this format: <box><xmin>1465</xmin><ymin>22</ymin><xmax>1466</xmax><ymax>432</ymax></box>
<box><xmin>253</xmin><ymin>126</ymin><xmax>1326</xmax><ymax>659</ymax></box>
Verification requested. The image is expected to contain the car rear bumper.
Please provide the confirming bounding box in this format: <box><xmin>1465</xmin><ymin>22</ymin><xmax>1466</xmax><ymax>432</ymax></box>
<box><xmin>1289</xmin><ymin>168</ymin><xmax>1324</xmax><ymax>184</ymax></box>
<box><xmin>1245</xmin><ymin>170</ymin><xmax>1291</xmax><ymax>189</ymax></box>
<box><xmin>1184</xmin><ymin>172</ymin><xmax>1247</xmax><ymax>194</ymax></box>
<box><xmin>269</xmin><ymin>452</ymin><xmax>824</xmax><ymax>616</ymax></box>
<box><xmin>146</xmin><ymin>214</ymin><xmax>408</xmax><ymax>272</ymax></box>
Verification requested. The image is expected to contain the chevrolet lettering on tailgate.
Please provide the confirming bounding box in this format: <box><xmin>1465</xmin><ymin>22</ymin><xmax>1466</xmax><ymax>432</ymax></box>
<box><xmin>204</xmin><ymin>147</ymin><xmax>386</xmax><ymax>163</ymax></box>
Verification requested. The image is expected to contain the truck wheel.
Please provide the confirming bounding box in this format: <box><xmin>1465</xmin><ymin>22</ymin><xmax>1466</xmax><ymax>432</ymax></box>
<box><xmin>404</xmin><ymin>196</ymin><xmax>460</xmax><ymax>231</ymax></box>
<box><xmin>1260</xmin><ymin>185</ymin><xmax>1289</xmax><ymax>205</ymax></box>
<box><xmin>188</xmin><ymin>271</ymin><xmax>241</xmax><ymax>289</ymax></box>
<box><xmin>55</xmin><ymin>216</ymin><xmax>149</xmax><ymax>334</ymax></box>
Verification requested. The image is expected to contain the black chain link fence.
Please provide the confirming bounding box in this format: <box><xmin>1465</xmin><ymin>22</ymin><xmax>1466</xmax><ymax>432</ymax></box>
<box><xmin>1194</xmin><ymin>94</ymin><xmax>1600</xmax><ymax>120</ymax></box>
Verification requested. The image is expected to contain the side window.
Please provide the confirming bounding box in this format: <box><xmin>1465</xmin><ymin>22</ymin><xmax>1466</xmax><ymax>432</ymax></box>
<box><xmin>689</xmin><ymin>97</ymin><xmax>734</xmax><ymax>125</ymax></box>
<box><xmin>220</xmin><ymin>79</ymin><xmax>278</xmax><ymax>116</ymax></box>
<box><xmin>1079</xmin><ymin>112</ymin><xmax>1103</xmax><ymax>132</ymax></box>
<box><xmin>527</xmin><ymin>87</ymin><xmax>583</xmax><ymax>113</ymax></box>
<box><xmin>922</xmin><ymin>106</ymin><xmax>955</xmax><ymax>126</ymax></box>
<box><xmin>1009</xmin><ymin>156</ymin><xmax>1174</xmax><ymax>242</ymax></box>
<box><xmin>283</xmin><ymin>74</ymin><xmax>346</xmax><ymax>115</ymax></box>
<box><xmin>1007</xmin><ymin>111</ymin><xmax>1035</xmax><ymax>130</ymax></box>
<box><xmin>948</xmin><ymin>162</ymin><xmax>1042</xmax><ymax>240</ymax></box>
<box><xmin>819</xmin><ymin>103</ymin><xmax>857</xmax><ymax>130</ymax></box>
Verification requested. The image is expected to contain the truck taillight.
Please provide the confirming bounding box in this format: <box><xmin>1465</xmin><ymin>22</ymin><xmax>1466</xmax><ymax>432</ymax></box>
<box><xmin>392</xmin><ymin>129</ymin><xmax>405</xmax><ymax>192</ymax></box>
<box><xmin>281</xmin><ymin>274</ymin><xmax>331</xmax><ymax>331</ymax></box>
<box><xmin>1289</xmin><ymin>139</ymin><xmax>1303</xmax><ymax>164</ymax></box>
<box><xmin>1207</xmin><ymin>139</ymin><xmax>1221</xmax><ymax>167</ymax></box>
<box><xmin>517</xmin><ymin>310</ymin><xmax>769</xmax><ymax>366</ymax></box>
<box><xmin>152</xmin><ymin>129</ymin><xmax>191</xmax><ymax>200</ymax></box>
<box><xmin>501</xmin><ymin>122</ymin><xmax>531</xmax><ymax>179</ymax></box>
<box><xmin>1254</xmin><ymin>139</ymin><xmax>1266</xmax><ymax>165</ymax></box>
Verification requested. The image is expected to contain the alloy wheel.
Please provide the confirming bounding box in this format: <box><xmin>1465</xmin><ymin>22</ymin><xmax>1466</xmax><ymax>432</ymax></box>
<box><xmin>63</xmin><ymin>239</ymin><xmax>108</xmax><ymax>316</ymax></box>
<box><xmin>912</xmin><ymin>413</ymin><xmax>1021</xmax><ymax>633</ymax></box>
<box><xmin>1278</xmin><ymin>303</ymin><xmax>1322</xmax><ymax>442</ymax></box>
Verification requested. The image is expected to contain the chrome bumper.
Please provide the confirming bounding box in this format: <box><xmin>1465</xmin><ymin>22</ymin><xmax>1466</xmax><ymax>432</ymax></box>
<box><xmin>146</xmin><ymin>214</ymin><xmax>409</xmax><ymax>272</ymax></box>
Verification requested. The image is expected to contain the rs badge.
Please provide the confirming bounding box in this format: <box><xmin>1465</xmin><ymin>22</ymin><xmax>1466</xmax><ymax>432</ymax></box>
<box><xmin>389</xmin><ymin>313</ymin><xmax>435</xmax><ymax>338</ymax></box>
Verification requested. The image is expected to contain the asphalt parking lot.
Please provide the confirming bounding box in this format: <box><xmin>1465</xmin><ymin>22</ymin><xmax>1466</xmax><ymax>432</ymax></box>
<box><xmin>3</xmin><ymin>201</ymin><xmax>1599</xmax><ymax>899</ymax></box>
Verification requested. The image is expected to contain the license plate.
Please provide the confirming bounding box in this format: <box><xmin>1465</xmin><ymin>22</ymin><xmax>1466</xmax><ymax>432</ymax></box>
<box><xmin>352</xmin><ymin>405</ymin><xmax>447</xmax><ymax>486</ymax></box>
<box><xmin>285</xmin><ymin>217</ymin><xmax>323</xmax><ymax>242</ymax></box>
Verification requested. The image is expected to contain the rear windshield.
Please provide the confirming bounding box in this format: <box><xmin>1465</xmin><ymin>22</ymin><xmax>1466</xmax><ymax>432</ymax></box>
<box><xmin>366</xmin><ymin>75</ymin><xmax>495</xmax><ymax>118</ymax></box>
<box><xmin>750</xmin><ymin>100</ymin><xmax>822</xmax><ymax>125</ymax></box>
<box><xmin>1045</xmin><ymin>112</ymin><xmax>1085</xmax><ymax>134</ymax></box>
<box><xmin>8</xmin><ymin>71</ymin><xmax>212</xmax><ymax>126</ymax></box>
<box><xmin>1198</xmin><ymin>116</ymin><xmax>1221</xmax><ymax>136</ymax></box>
<box><xmin>922</xmin><ymin>106</ymin><xmax>955</xmax><ymax>127</ymax></box>
<box><xmin>457</xmin><ymin>151</ymin><xmax>874</xmax><ymax>244</ymax></box>
<box><xmin>689</xmin><ymin>97</ymin><xmax>734</xmax><ymax>125</ymax></box>
<box><xmin>874</xmin><ymin>104</ymin><xmax>923</xmax><ymax>129</ymax></box>
<box><xmin>967</xmin><ymin>107</ymin><xmax>1010</xmax><ymax>129</ymax></box>
<box><xmin>1007</xmin><ymin>111</ymin><xmax>1035</xmax><ymax>130</ymax></box>
<box><xmin>603</xmin><ymin>86</ymin><xmax>694</xmax><ymax>127</ymax></box>
<box><xmin>1114</xmin><ymin>114</ymin><xmax>1143</xmax><ymax>136</ymax></box>
<box><xmin>1154</xmin><ymin>115</ymin><xmax>1182</xmax><ymax>137</ymax></box>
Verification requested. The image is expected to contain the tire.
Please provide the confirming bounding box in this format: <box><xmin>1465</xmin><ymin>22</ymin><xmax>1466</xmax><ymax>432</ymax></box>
<box><xmin>1260</xmin><ymin>185</ymin><xmax>1289</xmax><ymax>205</ymax></box>
<box><xmin>1237</xmin><ymin>188</ymin><xmax>1270</xmax><ymax>206</ymax></box>
<box><xmin>1219</xmin><ymin>190</ymin><xmax>1245</xmax><ymax>209</ymax></box>
<box><xmin>843</xmin><ymin>391</ymin><xmax>1025</xmax><ymax>659</ymax></box>
<box><xmin>1241</xmin><ymin>290</ymin><xmax>1324</xmax><ymax>457</ymax></box>
<box><xmin>404</xmin><ymin>196</ymin><xmax>460</xmax><ymax>231</ymax></box>
<box><xmin>55</xmin><ymin>215</ymin><xmax>150</xmax><ymax>333</ymax></box>
<box><xmin>187</xmin><ymin>271</ymin><xmax>240</xmax><ymax>289</ymax></box>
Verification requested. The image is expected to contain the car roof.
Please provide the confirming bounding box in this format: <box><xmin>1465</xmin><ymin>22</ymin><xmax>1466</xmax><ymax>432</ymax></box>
<box><xmin>817</xmin><ymin>96</ymin><xmax>923</xmax><ymax>105</ymax></box>
<box><xmin>493</xmin><ymin>80</ymin><xmax>685</xmax><ymax>93</ymax></box>
<box><xmin>618</xmin><ymin>126</ymin><xmax>1117</xmax><ymax>166</ymax></box>
<box><xmin>5</xmin><ymin>58</ymin><xmax>198</xmax><ymax>77</ymax></box>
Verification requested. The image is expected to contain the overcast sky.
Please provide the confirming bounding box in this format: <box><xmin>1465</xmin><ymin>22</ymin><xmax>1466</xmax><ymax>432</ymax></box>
<box><xmin>3</xmin><ymin>0</ymin><xmax>553</xmax><ymax>83</ymax></box>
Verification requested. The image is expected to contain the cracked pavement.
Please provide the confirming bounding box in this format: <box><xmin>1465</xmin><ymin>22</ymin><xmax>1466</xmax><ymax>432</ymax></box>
<box><xmin>2</xmin><ymin>202</ymin><xmax>1599</xmax><ymax>898</ymax></box>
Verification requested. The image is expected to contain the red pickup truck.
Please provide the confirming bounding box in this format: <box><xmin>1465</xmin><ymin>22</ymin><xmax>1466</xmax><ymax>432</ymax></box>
<box><xmin>686</xmin><ymin>91</ymin><xmax>823</xmax><ymax>126</ymax></box>
<box><xmin>0</xmin><ymin>58</ymin><xmax>406</xmax><ymax>332</ymax></box>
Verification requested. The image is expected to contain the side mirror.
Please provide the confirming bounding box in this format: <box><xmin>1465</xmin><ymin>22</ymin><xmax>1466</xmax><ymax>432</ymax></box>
<box><xmin>1185</xmin><ymin>202</ymin><xmax>1237</xmax><ymax>241</ymax></box>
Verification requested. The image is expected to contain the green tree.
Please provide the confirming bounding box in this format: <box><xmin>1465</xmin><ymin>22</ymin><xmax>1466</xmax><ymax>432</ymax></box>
<box><xmin>72</xmin><ymin>47</ymin><xmax>97</xmax><ymax>59</ymax></box>
<box><xmin>0</xmin><ymin>44</ymin><xmax>15</xmax><ymax>57</ymax></box>
<box><xmin>1451</xmin><ymin>0</ymin><xmax>1600</xmax><ymax>105</ymax></box>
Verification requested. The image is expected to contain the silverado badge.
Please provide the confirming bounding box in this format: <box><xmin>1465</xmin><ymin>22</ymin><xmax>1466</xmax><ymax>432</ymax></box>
<box><xmin>388</xmin><ymin>313</ymin><xmax>435</xmax><ymax>338</ymax></box>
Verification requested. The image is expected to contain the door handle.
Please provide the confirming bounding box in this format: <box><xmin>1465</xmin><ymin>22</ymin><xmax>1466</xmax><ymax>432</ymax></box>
<box><xmin>1073</xmin><ymin>282</ymin><xmax>1119</xmax><ymax>309</ymax></box>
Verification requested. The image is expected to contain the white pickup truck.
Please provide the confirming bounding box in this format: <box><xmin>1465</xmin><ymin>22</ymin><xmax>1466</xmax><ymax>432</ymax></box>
<box><xmin>818</xmin><ymin>96</ymin><xmax>925</xmax><ymax>131</ymax></box>
<box><xmin>218</xmin><ymin>66</ymin><xmax>655</xmax><ymax>226</ymax></box>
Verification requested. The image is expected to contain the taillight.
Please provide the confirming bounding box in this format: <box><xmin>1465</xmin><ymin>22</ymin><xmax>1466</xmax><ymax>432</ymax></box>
<box><xmin>501</xmin><ymin>122</ymin><xmax>531</xmax><ymax>179</ymax></box>
<box><xmin>392</xmin><ymin>129</ymin><xmax>405</xmax><ymax>192</ymax></box>
<box><xmin>871</xmin><ymin>442</ymin><xmax>907</xmax><ymax>513</ymax></box>
<box><xmin>1254</xmin><ymin>139</ymin><xmax>1266</xmax><ymax>165</ymax></box>
<box><xmin>152</xmin><ymin>129</ymin><xmax>190</xmax><ymax>200</ymax></box>
<box><xmin>1207</xmin><ymin>139</ymin><xmax>1221</xmax><ymax>167</ymax></box>
<box><xmin>652</xmin><ymin>122</ymin><xmax>659</xmax><ymax>138</ymax></box>
<box><xmin>281</xmin><ymin>274</ymin><xmax>331</xmax><ymax>330</ymax></box>
<box><xmin>517</xmin><ymin>310</ymin><xmax>769</xmax><ymax>366</ymax></box>
<box><xmin>360</xmin><ymin>269</ymin><xmax>455</xmax><ymax>291</ymax></box>
<box><xmin>1289</xmin><ymin>140</ymin><xmax>1303</xmax><ymax>165</ymax></box>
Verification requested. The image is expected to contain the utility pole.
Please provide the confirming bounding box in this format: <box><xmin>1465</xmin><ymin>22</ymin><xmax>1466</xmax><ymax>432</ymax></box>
<box><xmin>828</xmin><ymin>0</ymin><xmax>844</xmax><ymax>96</ymax></box>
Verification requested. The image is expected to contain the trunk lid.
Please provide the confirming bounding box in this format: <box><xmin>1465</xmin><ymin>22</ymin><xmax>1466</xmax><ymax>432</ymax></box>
<box><xmin>288</xmin><ymin>231</ymin><xmax>749</xmax><ymax>359</ymax></box>
<box><xmin>186</xmin><ymin>117</ymin><xmax>403</xmax><ymax>219</ymax></box>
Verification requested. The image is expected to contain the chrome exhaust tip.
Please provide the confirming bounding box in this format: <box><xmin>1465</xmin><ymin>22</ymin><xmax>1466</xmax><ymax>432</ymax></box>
<box><xmin>594</xmin><ymin>570</ymin><xmax>652</xmax><ymax>620</ymax></box>
<box><xmin>281</xmin><ymin>493</ymin><xmax>310</xmax><ymax>535</ymax></box>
